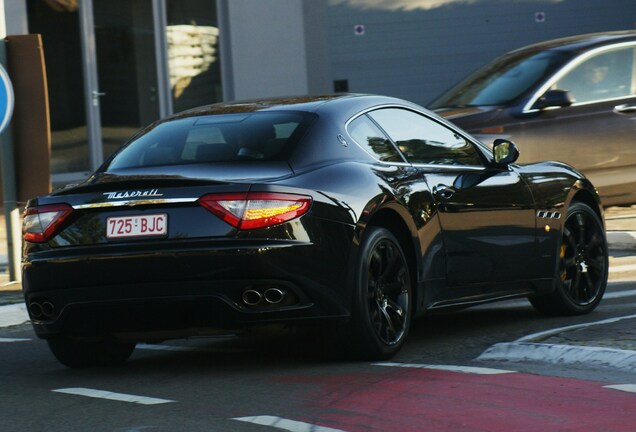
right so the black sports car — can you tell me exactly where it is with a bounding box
[22,94,608,367]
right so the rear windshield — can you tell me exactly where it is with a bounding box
[105,111,314,170]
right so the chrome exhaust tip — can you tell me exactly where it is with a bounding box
[242,289,262,306]
[264,288,285,304]
[41,302,55,318]
[29,302,43,318]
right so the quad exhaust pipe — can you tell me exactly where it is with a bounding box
[242,289,262,306]
[241,288,286,306]
[29,300,56,319]
[263,288,285,304]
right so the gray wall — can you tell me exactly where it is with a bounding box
[219,0,330,101]
[328,0,636,106]
[1,0,28,37]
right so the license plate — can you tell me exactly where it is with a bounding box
[106,214,168,239]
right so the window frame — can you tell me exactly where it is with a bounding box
[524,41,636,113]
[346,105,491,170]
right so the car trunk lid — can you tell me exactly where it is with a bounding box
[28,162,295,247]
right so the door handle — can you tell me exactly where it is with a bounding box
[613,104,636,115]
[433,185,455,200]
[91,90,106,107]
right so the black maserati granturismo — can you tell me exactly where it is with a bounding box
[22,94,608,367]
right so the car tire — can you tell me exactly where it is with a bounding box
[47,337,136,368]
[343,226,412,360]
[530,202,608,316]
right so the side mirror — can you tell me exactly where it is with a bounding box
[534,89,575,110]
[493,139,519,165]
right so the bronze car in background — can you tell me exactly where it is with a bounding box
[429,31,636,206]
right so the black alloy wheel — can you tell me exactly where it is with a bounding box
[346,226,412,359]
[530,202,608,315]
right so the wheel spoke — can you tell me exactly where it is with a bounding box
[586,232,603,250]
[379,244,401,282]
[386,297,405,319]
[575,213,586,249]
[377,301,396,331]
[370,249,384,280]
[563,227,577,252]
[570,269,582,299]
[586,257,605,271]
[582,272,595,301]
[563,257,577,269]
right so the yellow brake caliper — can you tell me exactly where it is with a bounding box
[560,242,567,282]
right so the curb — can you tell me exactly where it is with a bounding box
[607,231,636,251]
[477,314,636,373]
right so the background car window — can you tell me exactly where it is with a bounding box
[347,115,403,162]
[368,108,483,166]
[107,112,314,169]
[553,47,635,104]
[429,50,566,108]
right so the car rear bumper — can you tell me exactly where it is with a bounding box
[22,235,354,340]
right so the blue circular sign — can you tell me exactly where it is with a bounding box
[0,64,14,134]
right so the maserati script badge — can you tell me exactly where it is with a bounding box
[103,189,163,200]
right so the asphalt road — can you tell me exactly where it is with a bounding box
[3,201,635,431]
[2,265,636,432]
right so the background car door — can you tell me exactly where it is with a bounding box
[368,108,537,291]
[518,45,636,205]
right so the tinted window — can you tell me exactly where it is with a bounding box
[347,115,403,162]
[368,108,483,166]
[552,47,636,104]
[106,112,314,169]
[429,50,566,108]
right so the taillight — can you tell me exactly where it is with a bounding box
[198,192,312,230]
[23,203,74,243]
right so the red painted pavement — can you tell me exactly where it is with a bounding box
[277,368,636,431]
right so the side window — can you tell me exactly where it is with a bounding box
[347,115,403,162]
[553,47,635,104]
[368,108,483,166]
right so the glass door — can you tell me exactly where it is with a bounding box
[92,0,161,163]
[28,0,220,184]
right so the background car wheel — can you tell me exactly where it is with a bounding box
[344,226,412,360]
[530,202,608,315]
[47,338,136,368]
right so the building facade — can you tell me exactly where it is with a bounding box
[1,0,635,185]
[0,0,329,186]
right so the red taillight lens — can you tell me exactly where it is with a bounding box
[198,192,312,230]
[23,203,74,243]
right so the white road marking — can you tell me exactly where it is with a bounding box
[232,416,346,432]
[52,388,175,405]
[477,314,636,373]
[604,289,636,299]
[604,384,636,394]
[610,264,636,273]
[0,303,28,327]
[373,362,515,374]
[0,337,31,342]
